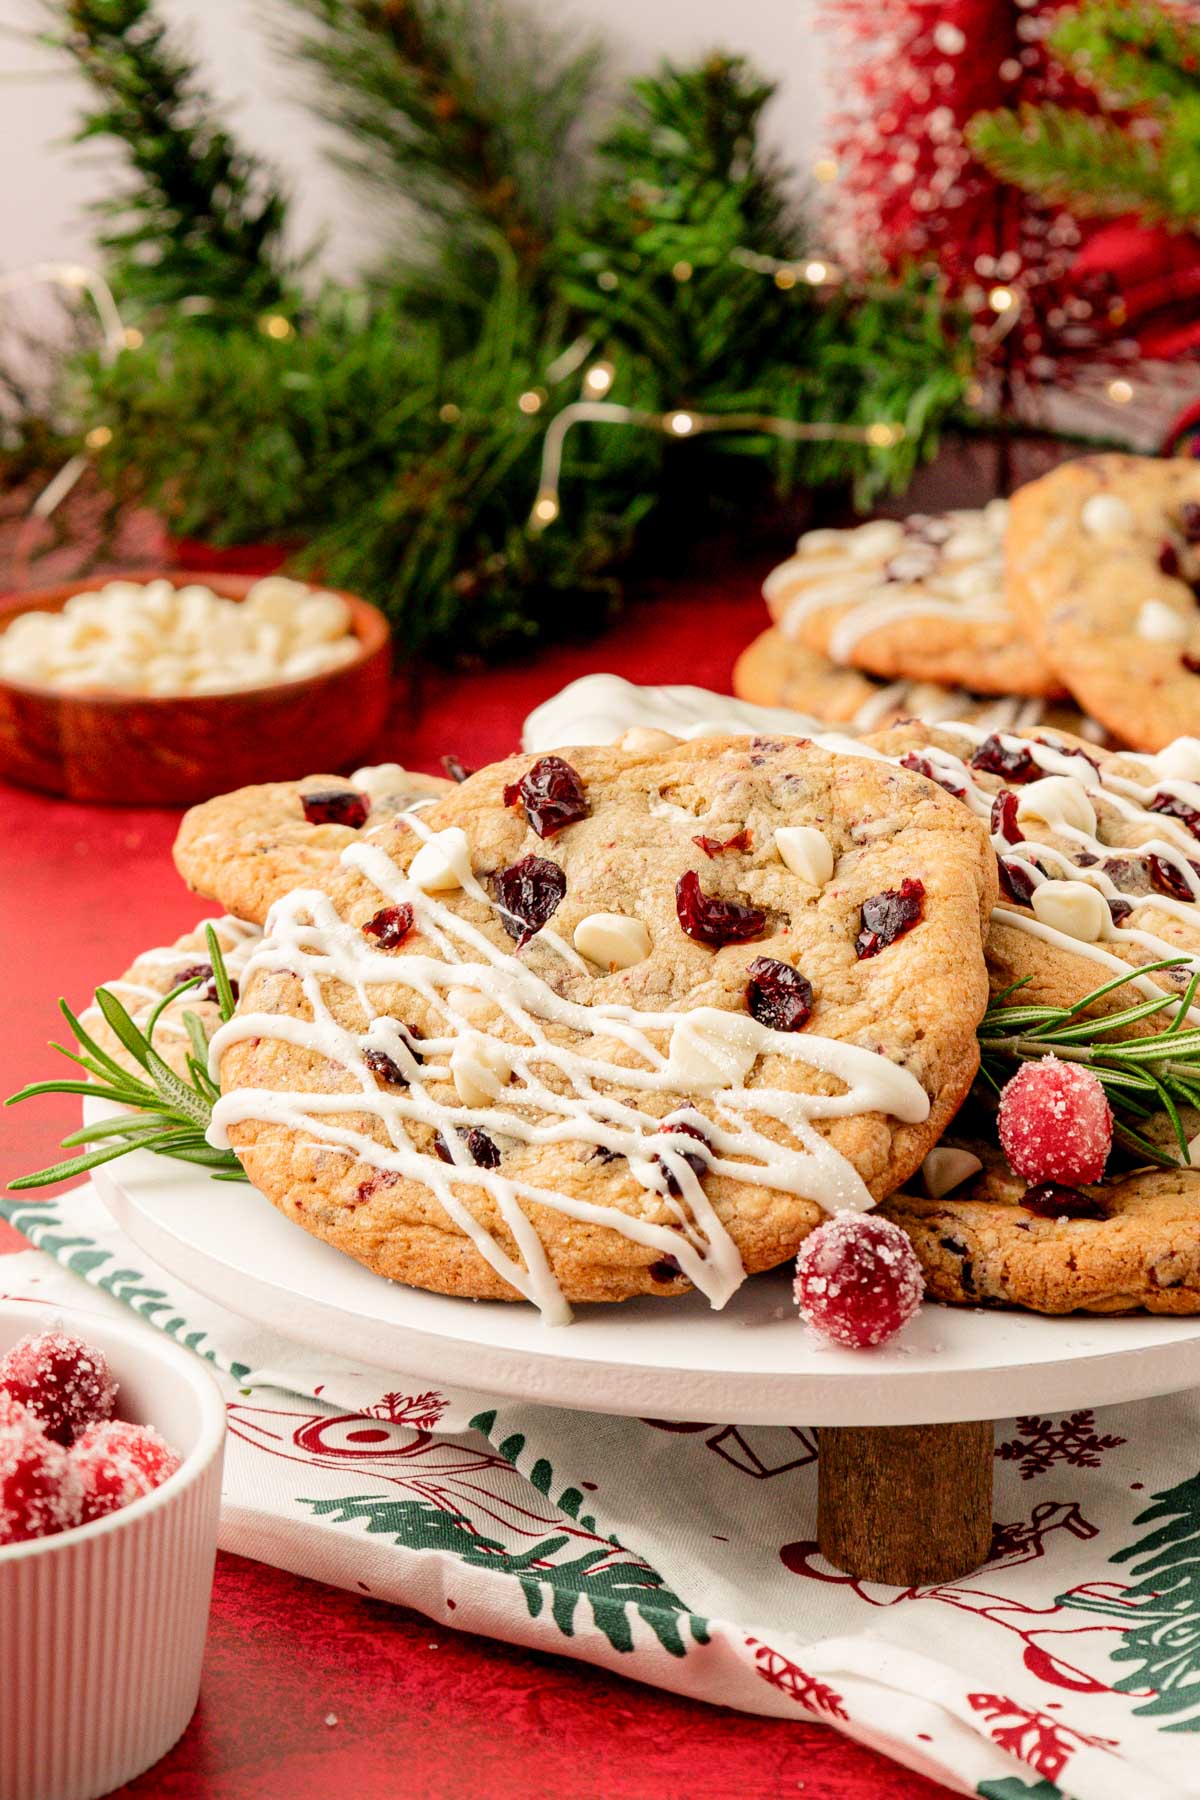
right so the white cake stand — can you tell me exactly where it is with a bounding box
[92,1138,1200,1586]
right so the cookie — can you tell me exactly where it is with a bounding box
[860,718,1200,1027]
[81,916,262,1080]
[173,764,454,925]
[882,1146,1200,1315]
[1006,453,1200,751]
[764,504,1065,698]
[732,627,1098,736]
[208,735,997,1317]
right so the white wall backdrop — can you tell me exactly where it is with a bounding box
[0,0,833,283]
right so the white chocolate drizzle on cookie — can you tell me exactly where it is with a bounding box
[208,817,931,1325]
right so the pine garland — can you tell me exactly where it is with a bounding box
[969,0,1200,230]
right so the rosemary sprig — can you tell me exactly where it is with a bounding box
[6,927,247,1190]
[977,956,1200,1169]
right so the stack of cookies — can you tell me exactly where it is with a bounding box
[735,452,1200,754]
[73,701,1199,1333]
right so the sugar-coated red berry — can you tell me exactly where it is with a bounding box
[0,1328,118,1446]
[793,1214,924,1349]
[0,1391,84,1544]
[997,1056,1113,1187]
[72,1421,183,1524]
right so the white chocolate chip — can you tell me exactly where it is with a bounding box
[450,1033,514,1107]
[666,1007,765,1091]
[1080,492,1134,537]
[1016,776,1097,838]
[1154,737,1200,784]
[774,825,834,886]
[1031,879,1107,942]
[847,519,905,560]
[922,1146,983,1198]
[616,726,680,753]
[1136,599,1190,643]
[573,911,652,970]
[409,827,471,892]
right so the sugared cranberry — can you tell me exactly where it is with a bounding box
[1148,855,1200,902]
[363,1048,407,1087]
[363,904,415,949]
[745,956,813,1030]
[855,877,925,958]
[435,1128,501,1169]
[793,1215,924,1349]
[174,961,237,1004]
[493,855,567,946]
[1150,791,1200,837]
[692,829,753,858]
[997,857,1036,907]
[997,1056,1113,1186]
[657,1119,711,1196]
[0,1329,117,1447]
[971,735,1037,783]
[900,753,966,798]
[503,756,589,838]
[990,792,1022,845]
[71,1420,181,1525]
[441,754,473,783]
[675,870,765,947]
[1181,500,1200,544]
[1108,896,1133,926]
[1159,541,1181,577]
[301,789,370,829]
[0,1394,83,1544]
[1020,1182,1108,1221]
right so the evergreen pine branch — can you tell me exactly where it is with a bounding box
[1052,0,1200,109]
[6,935,246,1190]
[46,0,297,316]
[967,103,1190,227]
[276,0,603,292]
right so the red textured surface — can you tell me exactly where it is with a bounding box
[0,478,1024,1795]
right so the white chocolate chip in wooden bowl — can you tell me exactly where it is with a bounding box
[1030,879,1108,942]
[1015,776,1097,838]
[773,825,834,886]
[1080,492,1134,537]
[409,827,471,892]
[921,1146,983,1198]
[572,911,652,970]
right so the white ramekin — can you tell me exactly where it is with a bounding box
[0,1299,226,1800]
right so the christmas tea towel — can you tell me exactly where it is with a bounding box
[3,1184,1199,1800]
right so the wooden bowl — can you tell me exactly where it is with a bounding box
[0,571,392,806]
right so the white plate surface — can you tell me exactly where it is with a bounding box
[92,1137,1200,1427]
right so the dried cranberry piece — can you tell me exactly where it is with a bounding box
[503,755,589,838]
[590,1144,623,1165]
[175,961,238,1004]
[363,904,415,949]
[675,870,765,947]
[854,877,925,958]
[1107,896,1133,926]
[1159,541,1181,577]
[441,753,473,783]
[970,735,1037,783]
[1182,500,1200,544]
[1184,653,1200,677]
[649,1255,682,1283]
[657,1119,711,1196]
[745,956,813,1031]
[990,791,1022,845]
[301,788,369,828]
[1150,791,1200,837]
[434,1128,500,1169]
[997,858,1036,907]
[1148,855,1200,902]
[900,753,966,799]
[363,1048,407,1087]
[493,855,566,946]
[692,828,753,858]
[1021,1183,1107,1221]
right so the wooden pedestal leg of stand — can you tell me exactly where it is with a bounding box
[818,1421,994,1586]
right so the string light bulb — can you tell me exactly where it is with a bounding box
[439,402,462,424]
[773,268,797,290]
[865,422,904,448]
[259,313,294,340]
[804,261,830,286]
[1107,377,1134,404]
[122,326,144,350]
[582,361,615,398]
[85,425,113,450]
[517,389,545,414]
[812,157,840,184]
[666,411,697,436]
[672,260,693,283]
[988,285,1017,315]
[530,491,560,528]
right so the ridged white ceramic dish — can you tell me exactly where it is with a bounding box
[0,1299,225,1800]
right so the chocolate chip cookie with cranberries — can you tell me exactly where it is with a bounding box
[211,735,997,1309]
[173,764,453,925]
[1006,453,1200,751]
